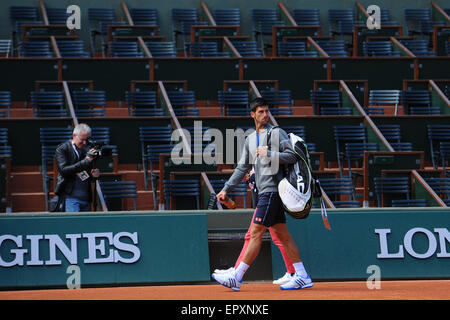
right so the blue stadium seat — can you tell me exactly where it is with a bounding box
[319,177,357,207]
[315,40,348,57]
[139,125,173,197]
[88,8,116,56]
[368,90,401,115]
[363,41,400,57]
[404,8,431,36]
[213,8,241,26]
[46,7,70,25]
[145,41,177,57]
[109,41,144,57]
[427,125,450,170]
[391,199,427,207]
[230,40,262,57]
[72,90,106,117]
[374,176,410,207]
[260,90,293,115]
[164,179,201,210]
[293,9,320,26]
[334,124,367,177]
[31,91,67,117]
[99,181,137,211]
[310,89,351,115]
[218,90,249,116]
[403,90,440,115]
[166,90,199,116]
[19,41,53,57]
[57,40,90,57]
[0,91,11,118]
[377,124,413,151]
[39,127,73,210]
[129,8,158,25]
[125,91,164,116]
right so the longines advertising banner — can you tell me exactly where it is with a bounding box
[1,209,449,289]
[272,208,450,281]
[0,213,210,289]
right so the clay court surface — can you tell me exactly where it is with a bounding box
[1,280,449,300]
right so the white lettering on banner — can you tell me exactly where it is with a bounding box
[375,228,450,259]
[0,232,140,267]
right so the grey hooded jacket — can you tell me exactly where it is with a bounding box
[223,123,298,194]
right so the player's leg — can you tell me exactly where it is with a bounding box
[270,223,313,290]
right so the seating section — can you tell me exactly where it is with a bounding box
[2,2,450,212]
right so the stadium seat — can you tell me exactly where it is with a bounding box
[99,181,137,211]
[363,41,400,57]
[46,7,70,25]
[18,41,53,58]
[218,90,249,116]
[88,8,116,56]
[404,8,431,36]
[403,90,440,115]
[0,40,12,57]
[39,127,73,210]
[125,91,164,116]
[440,142,450,175]
[56,40,90,57]
[391,199,427,207]
[293,9,320,26]
[230,40,262,57]
[213,8,241,26]
[0,91,11,118]
[310,89,351,115]
[109,41,144,57]
[72,90,106,117]
[427,125,450,169]
[164,179,200,210]
[377,124,413,151]
[277,41,307,57]
[145,41,177,57]
[319,177,357,207]
[315,40,348,57]
[374,176,410,207]
[139,125,173,196]
[166,90,199,116]
[399,39,436,56]
[334,125,367,177]
[368,90,401,115]
[424,178,450,201]
[171,8,202,55]
[129,8,158,25]
[31,91,67,117]
[344,142,378,178]
[260,90,293,115]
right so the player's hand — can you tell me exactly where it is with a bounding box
[242,172,250,182]
[256,146,268,157]
[216,190,227,203]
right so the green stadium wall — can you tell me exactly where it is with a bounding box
[0,208,449,289]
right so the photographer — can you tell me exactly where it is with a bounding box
[54,123,100,212]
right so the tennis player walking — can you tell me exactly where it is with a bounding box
[213,97,313,291]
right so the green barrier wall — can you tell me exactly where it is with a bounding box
[1,208,449,289]
[272,208,450,281]
[0,212,210,289]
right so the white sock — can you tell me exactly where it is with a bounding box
[235,262,249,282]
[293,262,308,278]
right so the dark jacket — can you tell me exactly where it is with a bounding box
[54,140,94,201]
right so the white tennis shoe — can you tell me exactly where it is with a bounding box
[211,269,242,291]
[213,267,235,274]
[280,274,314,290]
[273,272,294,285]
